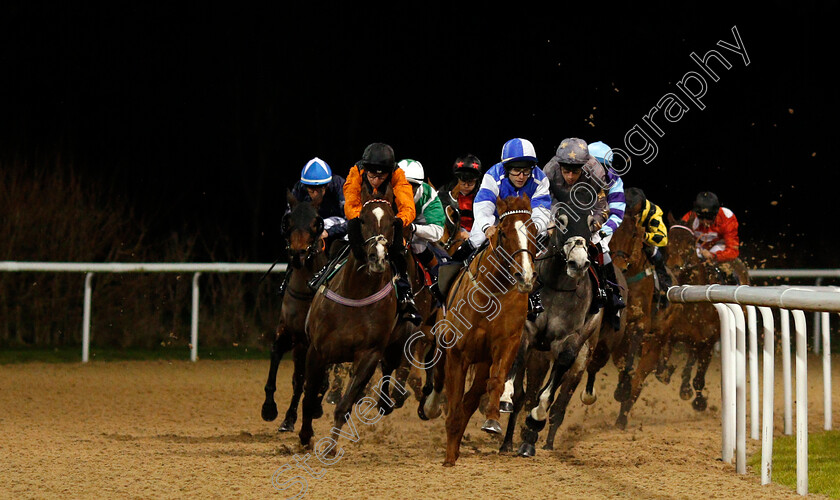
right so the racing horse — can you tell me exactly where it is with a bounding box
[498,192,604,456]
[613,213,749,429]
[417,194,538,466]
[298,183,410,448]
[610,211,664,404]
[261,190,327,432]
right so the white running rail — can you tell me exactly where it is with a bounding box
[0,261,286,362]
[666,284,836,496]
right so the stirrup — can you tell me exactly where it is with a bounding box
[527,293,544,321]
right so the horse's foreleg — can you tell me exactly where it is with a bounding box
[691,341,715,412]
[500,353,528,453]
[299,346,326,448]
[680,348,698,400]
[325,363,347,405]
[615,339,660,430]
[459,362,490,438]
[614,326,645,402]
[329,350,382,448]
[500,333,529,413]
[582,339,610,405]
[262,325,292,422]
[655,329,677,384]
[279,341,307,432]
[545,344,591,450]
[443,352,468,466]
[418,345,446,420]
[483,335,522,435]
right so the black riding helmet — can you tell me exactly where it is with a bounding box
[624,187,647,214]
[693,191,720,219]
[359,142,396,174]
[453,154,482,181]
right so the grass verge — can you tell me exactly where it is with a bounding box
[748,430,840,498]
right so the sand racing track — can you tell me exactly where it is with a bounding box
[1,351,836,499]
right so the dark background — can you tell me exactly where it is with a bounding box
[1,2,835,268]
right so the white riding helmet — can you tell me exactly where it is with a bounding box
[398,159,425,185]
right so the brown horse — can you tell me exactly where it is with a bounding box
[298,183,409,448]
[418,194,538,466]
[610,211,662,404]
[261,190,328,432]
[613,213,750,429]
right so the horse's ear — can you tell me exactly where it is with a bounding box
[556,214,569,233]
[496,196,508,216]
[666,211,676,226]
[287,188,299,209]
[360,181,372,204]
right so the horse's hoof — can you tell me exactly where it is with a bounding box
[442,461,455,467]
[379,401,394,416]
[417,403,429,421]
[680,385,693,401]
[542,442,554,451]
[481,419,502,435]
[500,401,514,413]
[614,381,631,403]
[615,414,628,430]
[278,419,295,432]
[313,405,324,420]
[499,441,513,453]
[692,395,708,412]
[325,391,341,405]
[517,442,536,457]
[656,364,676,384]
[580,391,597,405]
[261,402,278,422]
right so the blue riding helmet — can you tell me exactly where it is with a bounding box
[501,138,538,165]
[588,141,613,166]
[300,157,333,186]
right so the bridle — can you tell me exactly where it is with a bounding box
[493,209,537,263]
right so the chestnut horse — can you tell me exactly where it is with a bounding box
[261,191,327,432]
[298,183,409,448]
[418,194,538,466]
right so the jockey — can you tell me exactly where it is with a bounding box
[624,186,672,304]
[438,154,483,241]
[343,142,421,325]
[542,138,626,328]
[451,138,551,320]
[398,158,446,301]
[681,191,741,283]
[278,157,346,302]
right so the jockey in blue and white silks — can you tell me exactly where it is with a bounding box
[468,140,552,249]
[451,137,550,320]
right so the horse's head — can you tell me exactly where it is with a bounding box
[495,195,537,293]
[282,189,324,269]
[665,212,698,275]
[551,190,592,279]
[358,182,396,273]
[610,212,645,273]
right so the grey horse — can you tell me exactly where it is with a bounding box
[499,194,605,456]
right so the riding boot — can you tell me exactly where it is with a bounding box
[527,280,545,321]
[603,262,624,330]
[391,220,422,326]
[647,246,671,308]
[393,259,422,326]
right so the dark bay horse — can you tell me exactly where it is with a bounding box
[613,213,750,429]
[498,193,603,457]
[298,183,410,448]
[418,194,538,466]
[261,191,327,432]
